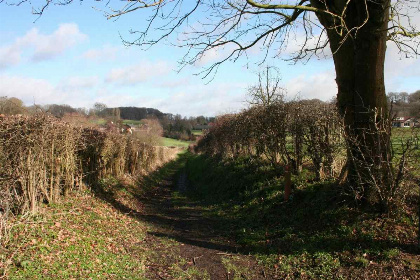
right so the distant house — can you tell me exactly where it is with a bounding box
[137,123,150,133]
[121,124,133,134]
[392,116,418,128]
[104,121,119,133]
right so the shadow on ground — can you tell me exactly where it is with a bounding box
[91,152,419,256]
[90,154,237,251]
[90,153,268,279]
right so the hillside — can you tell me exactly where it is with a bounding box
[102,107,166,120]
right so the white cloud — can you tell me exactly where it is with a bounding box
[285,71,337,101]
[81,45,120,62]
[0,72,246,116]
[195,48,224,67]
[385,43,419,77]
[155,82,247,116]
[57,76,100,92]
[190,37,236,67]
[19,23,87,61]
[282,30,331,60]
[0,75,55,104]
[384,41,420,92]
[105,61,171,85]
[0,23,87,68]
[0,74,94,108]
[0,46,21,70]
[84,82,248,117]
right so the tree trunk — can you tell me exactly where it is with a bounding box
[312,0,392,202]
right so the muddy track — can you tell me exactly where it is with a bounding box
[137,169,269,280]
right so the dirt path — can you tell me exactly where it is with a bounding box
[136,168,268,280]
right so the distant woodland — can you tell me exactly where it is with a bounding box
[388,90,420,117]
[0,98,215,141]
[0,91,418,144]
[1,90,418,120]
[0,90,417,143]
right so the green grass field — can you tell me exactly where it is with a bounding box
[191,130,204,136]
[160,137,191,148]
[122,119,143,126]
[89,118,107,125]
[4,190,148,279]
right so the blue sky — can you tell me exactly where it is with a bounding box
[0,1,419,117]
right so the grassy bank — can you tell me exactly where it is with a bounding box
[1,156,207,279]
[184,153,420,279]
[1,189,148,279]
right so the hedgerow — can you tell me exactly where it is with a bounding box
[197,100,345,179]
[0,114,176,240]
[196,100,419,211]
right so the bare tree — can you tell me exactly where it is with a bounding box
[0,97,25,115]
[5,0,420,192]
[247,66,285,106]
[91,102,108,117]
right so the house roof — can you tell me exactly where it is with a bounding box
[393,116,416,122]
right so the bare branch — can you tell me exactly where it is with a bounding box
[2,0,418,76]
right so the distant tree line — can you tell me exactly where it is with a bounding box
[387,90,420,117]
[0,97,88,117]
[0,97,26,115]
[0,98,166,120]
[160,114,215,141]
[95,105,214,141]
[100,106,165,120]
[0,97,215,141]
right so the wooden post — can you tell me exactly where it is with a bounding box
[284,165,292,201]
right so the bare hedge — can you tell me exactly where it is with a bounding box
[197,100,345,180]
[0,114,175,239]
[196,100,419,211]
